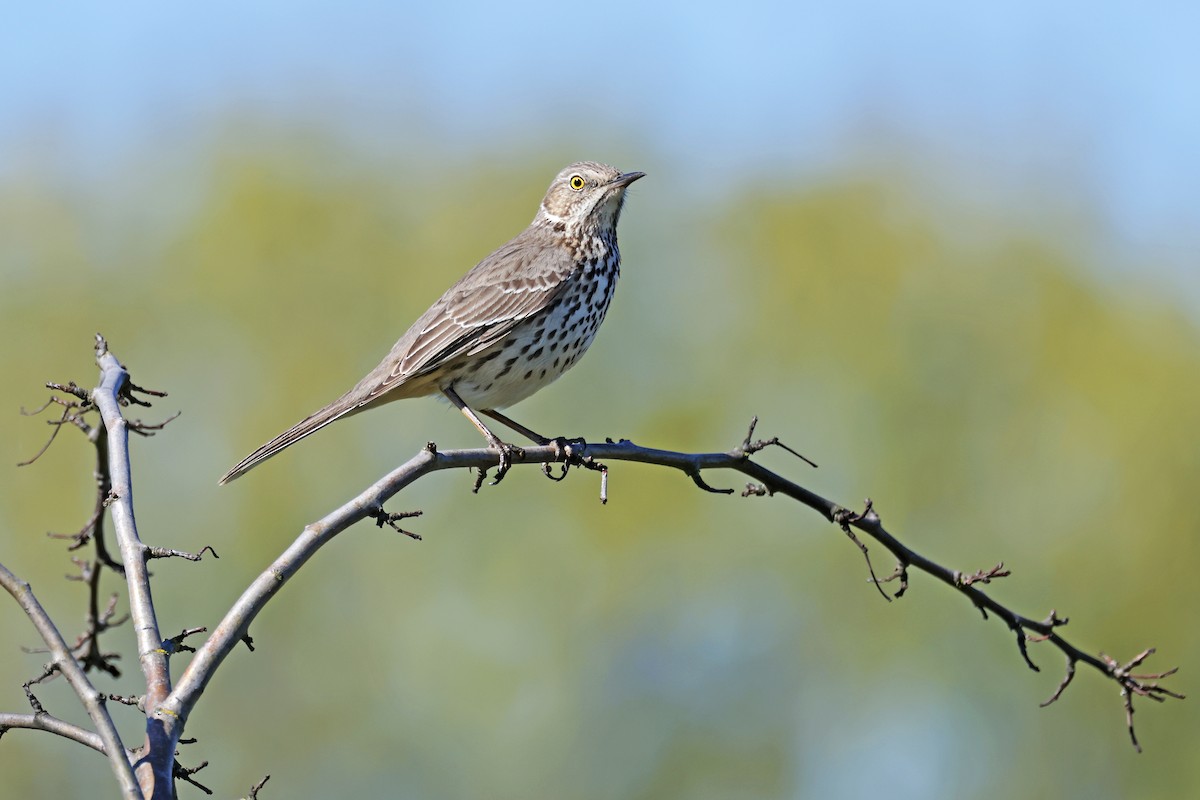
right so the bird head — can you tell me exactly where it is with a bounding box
[538,161,645,233]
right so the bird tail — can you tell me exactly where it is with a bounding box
[218,395,365,485]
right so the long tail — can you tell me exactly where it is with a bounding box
[218,396,365,485]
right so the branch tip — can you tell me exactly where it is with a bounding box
[145,544,217,562]
[175,759,213,795]
[954,562,1011,587]
[879,562,910,598]
[1041,658,1078,707]
[738,416,817,468]
[689,470,735,495]
[128,410,181,437]
[368,505,424,540]
[162,627,208,656]
[1041,609,1068,628]
[247,774,272,799]
[108,693,145,710]
[17,390,93,466]
[740,415,760,450]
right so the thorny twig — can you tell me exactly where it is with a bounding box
[174,759,212,795]
[161,627,208,656]
[820,494,1181,752]
[368,506,424,540]
[17,391,94,467]
[832,500,891,601]
[145,545,219,562]
[741,415,818,468]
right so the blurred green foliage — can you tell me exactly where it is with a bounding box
[1,133,1196,798]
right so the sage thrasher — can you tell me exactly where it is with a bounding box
[219,161,644,485]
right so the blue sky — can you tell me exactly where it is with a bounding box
[3,2,1196,289]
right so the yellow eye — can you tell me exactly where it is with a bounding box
[569,175,585,191]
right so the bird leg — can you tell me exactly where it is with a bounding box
[479,409,551,445]
[442,387,523,485]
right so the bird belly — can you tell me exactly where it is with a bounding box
[449,270,615,410]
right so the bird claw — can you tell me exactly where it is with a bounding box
[489,441,525,485]
[539,436,586,482]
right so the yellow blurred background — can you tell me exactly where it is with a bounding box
[1,4,1197,798]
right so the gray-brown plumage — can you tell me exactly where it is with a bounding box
[219,161,644,485]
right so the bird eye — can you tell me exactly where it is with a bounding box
[569,175,585,191]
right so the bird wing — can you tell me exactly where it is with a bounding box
[363,234,576,401]
[219,237,573,484]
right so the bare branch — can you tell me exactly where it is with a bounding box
[245,774,271,800]
[0,561,139,797]
[0,711,107,754]
[89,333,177,794]
[167,422,1179,751]
[1098,649,1185,753]
[145,545,219,562]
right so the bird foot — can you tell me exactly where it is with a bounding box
[487,439,525,486]
[540,436,595,482]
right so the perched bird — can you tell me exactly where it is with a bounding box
[219,161,644,485]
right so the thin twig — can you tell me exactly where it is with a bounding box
[246,775,271,800]
[145,545,219,562]
[174,759,212,795]
[0,711,107,754]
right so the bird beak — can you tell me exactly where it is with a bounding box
[612,171,646,188]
